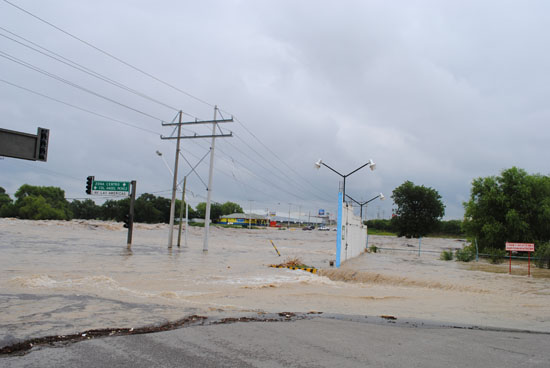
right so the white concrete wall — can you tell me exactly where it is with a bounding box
[339,203,367,264]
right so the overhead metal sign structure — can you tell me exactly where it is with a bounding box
[0,127,49,161]
[91,180,131,196]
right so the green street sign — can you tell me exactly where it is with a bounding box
[91,180,130,196]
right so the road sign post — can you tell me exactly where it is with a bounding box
[127,180,136,248]
[85,177,134,247]
[91,180,131,196]
[505,242,535,276]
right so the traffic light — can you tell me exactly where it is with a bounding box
[123,214,130,228]
[36,128,49,162]
[86,176,94,195]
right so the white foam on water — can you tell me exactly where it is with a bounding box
[10,274,119,289]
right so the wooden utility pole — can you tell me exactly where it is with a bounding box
[203,106,218,252]
[161,108,233,250]
[167,111,183,248]
[177,176,187,247]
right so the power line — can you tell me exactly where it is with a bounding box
[231,115,333,198]
[0,79,329,208]
[0,78,161,135]
[218,135,330,202]
[2,0,328,198]
[0,27,190,116]
[0,50,169,123]
[2,0,215,109]
[2,0,336,207]
[0,77,296,204]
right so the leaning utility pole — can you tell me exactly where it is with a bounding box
[177,176,187,247]
[165,111,183,248]
[161,107,233,249]
[203,107,217,252]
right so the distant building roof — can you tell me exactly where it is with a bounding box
[220,213,266,220]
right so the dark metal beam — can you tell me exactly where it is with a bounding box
[160,133,233,140]
[0,127,49,161]
[161,118,233,127]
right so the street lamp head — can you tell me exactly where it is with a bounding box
[155,150,162,156]
[314,159,323,169]
[368,159,376,171]
[379,193,385,201]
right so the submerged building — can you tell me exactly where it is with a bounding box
[217,213,268,226]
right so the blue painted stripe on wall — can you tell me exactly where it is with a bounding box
[336,191,343,268]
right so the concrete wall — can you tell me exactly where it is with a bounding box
[337,198,367,266]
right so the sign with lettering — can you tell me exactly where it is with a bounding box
[505,242,535,252]
[92,180,130,196]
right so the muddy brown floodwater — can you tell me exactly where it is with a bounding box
[1,218,549,350]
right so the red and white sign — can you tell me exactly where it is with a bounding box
[505,242,535,252]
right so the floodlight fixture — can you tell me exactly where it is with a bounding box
[368,159,376,171]
[314,159,322,169]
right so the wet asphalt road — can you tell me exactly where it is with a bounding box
[2,315,549,368]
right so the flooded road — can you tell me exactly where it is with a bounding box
[1,218,549,348]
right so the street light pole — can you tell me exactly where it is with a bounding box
[346,193,385,222]
[314,159,376,201]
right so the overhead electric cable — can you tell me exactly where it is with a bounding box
[0,50,167,122]
[0,27,189,116]
[0,78,162,135]
[231,116,333,198]
[2,0,338,205]
[2,0,214,109]
[217,138,330,202]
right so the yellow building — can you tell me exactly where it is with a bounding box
[217,213,268,226]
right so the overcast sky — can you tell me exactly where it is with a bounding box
[1,0,550,220]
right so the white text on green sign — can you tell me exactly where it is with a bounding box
[92,180,130,196]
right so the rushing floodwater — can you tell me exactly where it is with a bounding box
[1,218,549,347]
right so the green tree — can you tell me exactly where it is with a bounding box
[69,199,100,220]
[391,181,445,238]
[0,187,15,217]
[436,220,464,236]
[463,167,550,250]
[134,193,164,223]
[100,198,129,222]
[220,201,243,216]
[195,202,223,220]
[175,198,197,220]
[13,184,71,220]
[365,219,394,232]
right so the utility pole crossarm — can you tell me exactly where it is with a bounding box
[161,118,233,126]
[160,133,232,140]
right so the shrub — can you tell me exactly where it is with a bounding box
[534,242,550,269]
[486,248,506,264]
[455,244,476,262]
[440,250,453,261]
[369,245,378,253]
